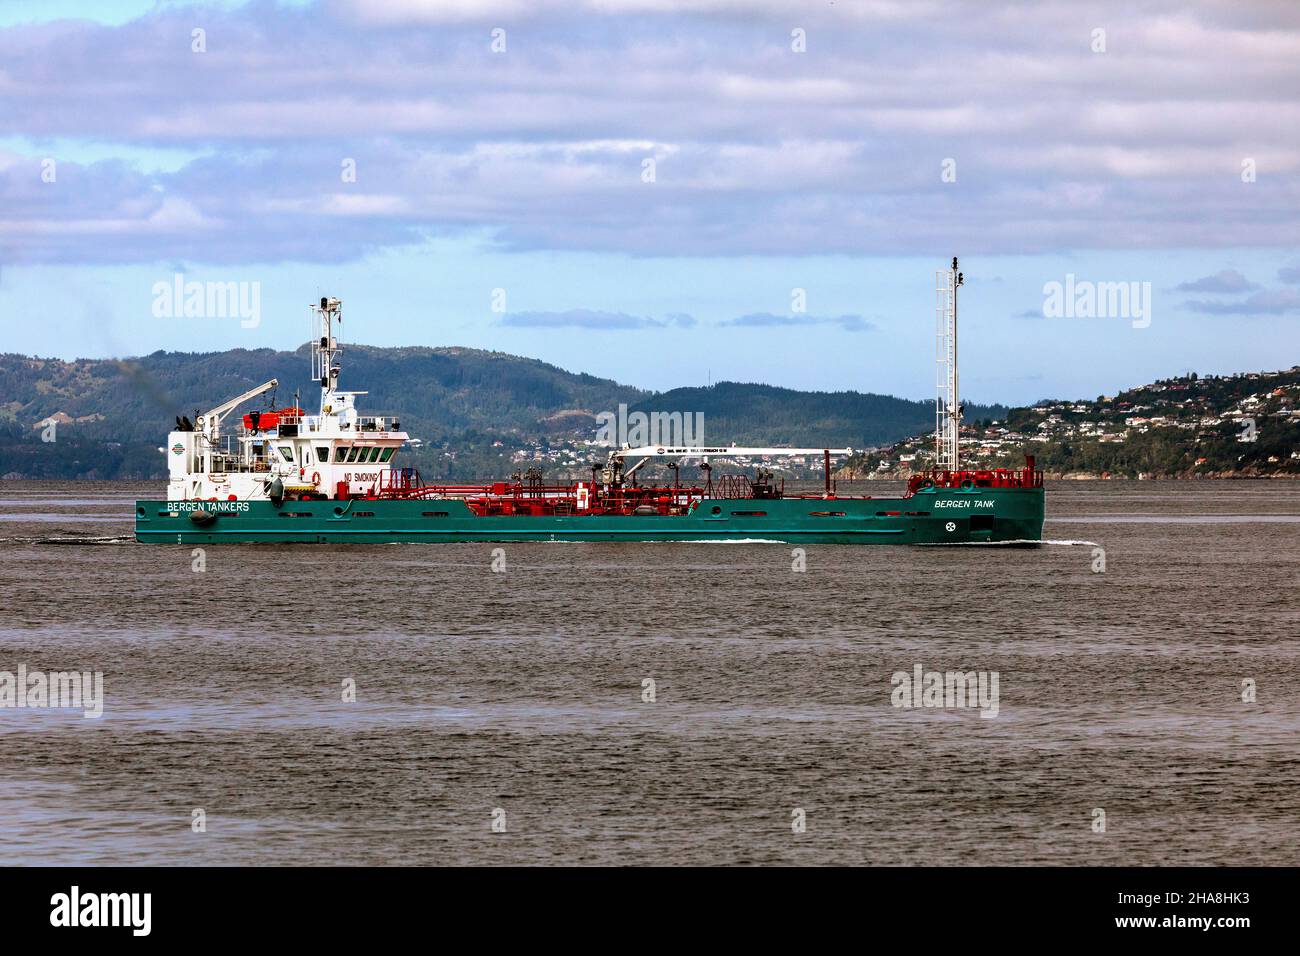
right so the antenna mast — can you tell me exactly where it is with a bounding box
[935,257,963,471]
[311,297,343,405]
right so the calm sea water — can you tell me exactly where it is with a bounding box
[1,479,1297,866]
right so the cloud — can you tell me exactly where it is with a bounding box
[721,312,874,331]
[1174,269,1258,293]
[330,0,921,24]
[1,2,1299,264]
[505,309,866,330]
[1184,289,1300,315]
[500,309,695,329]
[1279,264,1300,284]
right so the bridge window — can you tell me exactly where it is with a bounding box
[277,446,294,462]
[379,448,394,463]
[317,446,330,462]
[367,448,381,463]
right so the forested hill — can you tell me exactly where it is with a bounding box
[841,366,1300,479]
[0,344,1004,480]
[636,382,1005,449]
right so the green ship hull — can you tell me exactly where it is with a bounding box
[135,484,1045,545]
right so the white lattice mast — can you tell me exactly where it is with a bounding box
[935,257,963,471]
[312,296,343,408]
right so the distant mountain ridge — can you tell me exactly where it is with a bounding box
[0,344,1005,480]
[630,382,990,448]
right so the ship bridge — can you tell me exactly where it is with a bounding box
[165,297,409,503]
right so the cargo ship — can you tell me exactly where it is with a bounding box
[134,259,1044,544]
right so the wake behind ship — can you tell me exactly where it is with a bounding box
[135,260,1045,545]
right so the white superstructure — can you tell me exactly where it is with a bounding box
[165,297,408,502]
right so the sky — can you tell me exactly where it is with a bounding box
[0,0,1297,406]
